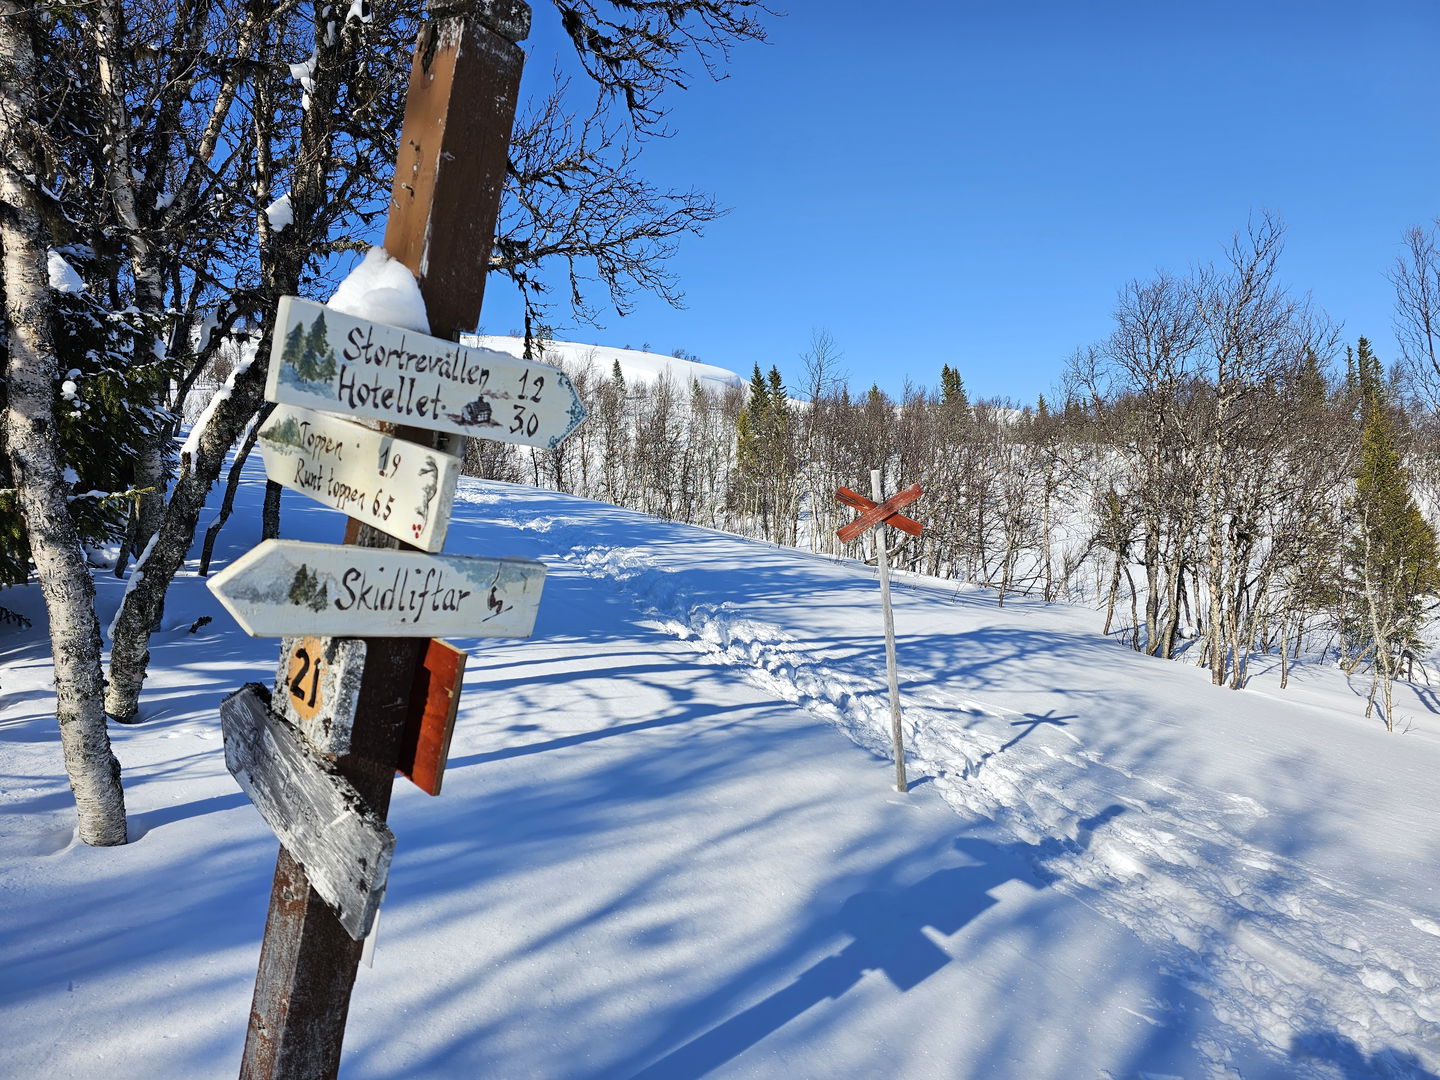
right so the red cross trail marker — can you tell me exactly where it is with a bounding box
[836,471,925,793]
[835,484,924,542]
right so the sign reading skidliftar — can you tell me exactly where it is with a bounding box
[209,539,547,639]
[268,296,587,449]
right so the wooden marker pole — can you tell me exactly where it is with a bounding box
[834,477,923,793]
[238,5,526,1078]
[870,468,908,794]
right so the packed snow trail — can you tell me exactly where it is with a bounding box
[464,484,1440,1079]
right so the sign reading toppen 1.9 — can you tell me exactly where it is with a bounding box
[266,296,587,449]
[257,404,461,552]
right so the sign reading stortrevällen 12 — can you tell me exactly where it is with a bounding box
[267,296,586,448]
[208,539,547,639]
[257,404,460,552]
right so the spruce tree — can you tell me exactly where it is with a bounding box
[940,363,969,409]
[766,364,785,402]
[279,320,306,371]
[1345,337,1440,727]
[746,362,769,413]
[0,266,161,586]
[735,363,770,480]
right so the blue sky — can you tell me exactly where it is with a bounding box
[476,0,1440,404]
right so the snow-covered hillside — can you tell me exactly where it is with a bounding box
[469,335,747,395]
[3,459,1439,1079]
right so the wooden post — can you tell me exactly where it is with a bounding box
[870,468,908,793]
[238,6,526,1078]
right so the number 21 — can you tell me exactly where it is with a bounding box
[289,647,321,707]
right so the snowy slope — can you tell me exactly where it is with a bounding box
[468,335,746,395]
[2,462,1439,1080]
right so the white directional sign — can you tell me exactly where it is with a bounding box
[208,539,547,639]
[221,684,392,941]
[258,404,460,551]
[267,296,587,449]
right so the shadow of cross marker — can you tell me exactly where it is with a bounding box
[836,484,924,543]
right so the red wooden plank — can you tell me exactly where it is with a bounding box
[397,639,467,796]
[880,513,923,537]
[837,484,924,543]
[835,486,876,511]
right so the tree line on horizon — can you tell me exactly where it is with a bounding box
[476,215,1440,733]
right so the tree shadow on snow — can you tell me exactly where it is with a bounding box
[1290,1029,1439,1079]
[605,806,1127,1080]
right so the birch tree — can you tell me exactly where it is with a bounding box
[0,0,127,845]
[1391,221,1440,410]
[104,0,393,722]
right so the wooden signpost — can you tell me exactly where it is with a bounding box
[204,6,560,1078]
[258,404,461,552]
[836,471,925,793]
[268,295,587,449]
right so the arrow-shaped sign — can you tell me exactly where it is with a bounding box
[208,539,547,639]
[267,296,586,449]
[258,405,461,552]
[836,484,924,543]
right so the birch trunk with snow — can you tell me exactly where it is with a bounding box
[93,0,172,565]
[0,1,127,844]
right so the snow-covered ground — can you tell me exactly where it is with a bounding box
[3,459,1439,1079]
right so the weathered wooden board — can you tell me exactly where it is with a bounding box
[273,636,367,756]
[397,638,466,796]
[266,296,586,449]
[835,486,923,536]
[208,539,547,639]
[258,405,460,552]
[220,684,394,941]
[837,484,924,543]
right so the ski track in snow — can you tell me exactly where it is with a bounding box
[500,506,1439,1080]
